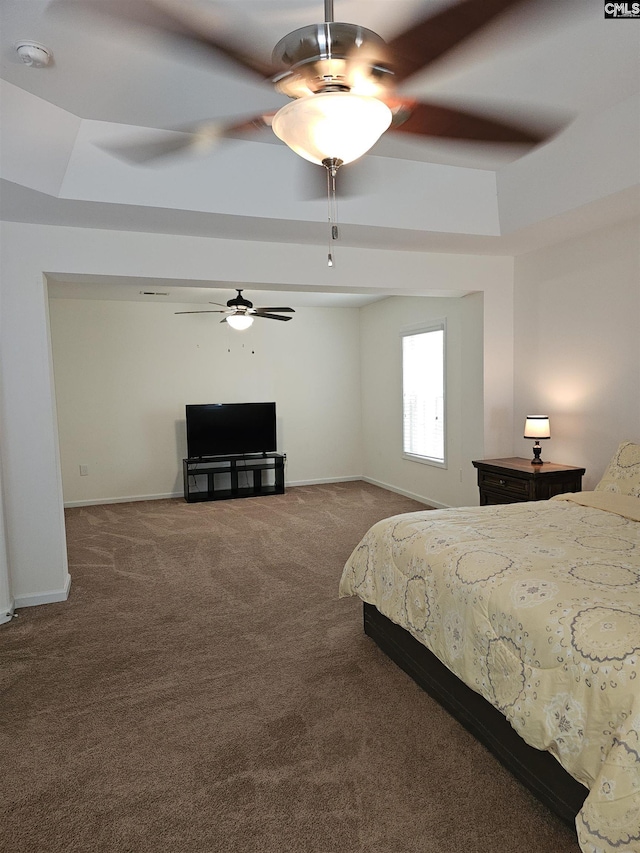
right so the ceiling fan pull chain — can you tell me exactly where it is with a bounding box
[326,164,334,266]
[324,158,341,267]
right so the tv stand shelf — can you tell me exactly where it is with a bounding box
[183,453,285,503]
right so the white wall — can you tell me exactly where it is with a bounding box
[513,216,640,489]
[49,298,363,504]
[360,293,484,508]
[0,252,70,608]
[0,275,14,622]
[0,464,13,623]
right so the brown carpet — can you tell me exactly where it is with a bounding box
[1,482,580,853]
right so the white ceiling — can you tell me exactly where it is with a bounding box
[45,274,399,307]
[1,0,639,307]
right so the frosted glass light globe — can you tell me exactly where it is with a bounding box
[272,91,392,166]
[226,314,254,330]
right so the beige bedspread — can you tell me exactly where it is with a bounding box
[339,492,640,853]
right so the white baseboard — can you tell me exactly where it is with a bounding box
[63,481,369,506]
[285,475,362,487]
[361,476,450,509]
[64,491,182,508]
[63,478,448,508]
[14,572,72,609]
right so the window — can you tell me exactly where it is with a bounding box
[402,323,446,465]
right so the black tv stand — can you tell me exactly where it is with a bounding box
[183,453,285,503]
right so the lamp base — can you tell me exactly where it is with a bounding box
[531,442,543,465]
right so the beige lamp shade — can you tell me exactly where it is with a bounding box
[272,91,392,166]
[523,415,551,440]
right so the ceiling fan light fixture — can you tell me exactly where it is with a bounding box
[226,313,254,331]
[272,91,392,166]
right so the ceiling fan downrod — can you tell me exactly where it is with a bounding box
[324,0,334,23]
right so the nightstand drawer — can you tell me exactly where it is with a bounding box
[477,470,529,499]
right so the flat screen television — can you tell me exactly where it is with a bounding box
[186,402,277,458]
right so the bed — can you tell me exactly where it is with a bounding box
[339,441,640,853]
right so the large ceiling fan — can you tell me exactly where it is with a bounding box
[175,289,295,330]
[52,0,552,172]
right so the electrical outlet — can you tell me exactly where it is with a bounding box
[79,464,88,476]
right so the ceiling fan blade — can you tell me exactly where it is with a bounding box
[174,310,227,314]
[97,115,273,165]
[97,129,203,165]
[253,313,293,321]
[255,307,295,313]
[391,101,547,145]
[387,0,536,84]
[48,0,278,79]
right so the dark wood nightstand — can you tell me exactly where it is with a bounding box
[472,457,585,505]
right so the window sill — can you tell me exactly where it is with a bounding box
[403,452,447,469]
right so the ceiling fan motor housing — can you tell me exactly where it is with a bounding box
[272,23,393,99]
[227,290,253,310]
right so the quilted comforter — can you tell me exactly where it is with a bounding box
[339,491,640,853]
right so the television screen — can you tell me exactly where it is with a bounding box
[186,402,277,458]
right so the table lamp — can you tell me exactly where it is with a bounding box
[524,415,551,465]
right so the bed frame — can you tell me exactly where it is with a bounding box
[363,602,587,827]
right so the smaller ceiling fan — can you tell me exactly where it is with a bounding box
[176,289,294,330]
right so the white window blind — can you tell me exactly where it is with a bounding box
[402,325,445,464]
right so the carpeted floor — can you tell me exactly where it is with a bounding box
[1,482,580,852]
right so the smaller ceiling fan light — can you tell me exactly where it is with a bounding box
[226,314,254,331]
[272,91,392,166]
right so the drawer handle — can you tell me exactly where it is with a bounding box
[499,479,506,486]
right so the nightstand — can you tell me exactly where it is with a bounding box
[472,457,586,505]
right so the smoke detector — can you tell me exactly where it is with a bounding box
[15,41,52,68]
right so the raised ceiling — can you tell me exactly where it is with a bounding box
[1,0,639,262]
